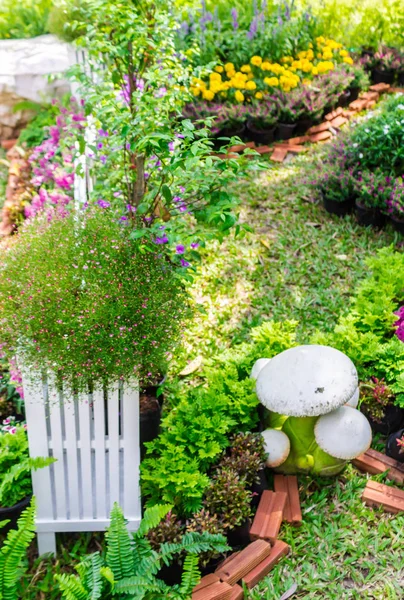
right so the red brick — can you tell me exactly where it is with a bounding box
[349,99,368,112]
[1,139,18,151]
[270,147,288,162]
[194,574,220,592]
[324,106,344,120]
[353,449,404,485]
[274,143,307,153]
[216,540,271,586]
[310,130,332,142]
[274,475,302,525]
[250,491,286,543]
[307,121,330,135]
[365,100,377,109]
[229,584,243,600]
[362,480,404,514]
[360,91,379,101]
[192,582,233,600]
[286,135,311,145]
[369,82,390,92]
[255,145,273,155]
[241,540,290,589]
[388,87,404,94]
[329,115,348,129]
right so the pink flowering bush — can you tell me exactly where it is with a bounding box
[395,306,404,342]
[25,98,86,221]
[0,207,189,392]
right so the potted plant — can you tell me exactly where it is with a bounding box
[317,164,357,216]
[345,64,371,101]
[204,466,252,548]
[271,91,304,140]
[386,429,404,462]
[0,425,54,531]
[147,510,186,585]
[354,170,391,227]
[360,378,404,435]
[215,104,247,139]
[219,432,268,506]
[371,47,401,84]
[246,102,278,145]
[186,509,227,573]
[387,181,404,235]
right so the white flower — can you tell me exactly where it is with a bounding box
[353,143,358,148]
[359,153,363,158]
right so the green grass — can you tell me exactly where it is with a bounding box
[247,468,404,599]
[177,148,400,367]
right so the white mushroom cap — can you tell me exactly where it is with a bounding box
[261,428,290,467]
[250,358,271,380]
[256,345,358,417]
[314,405,372,460]
[345,387,359,408]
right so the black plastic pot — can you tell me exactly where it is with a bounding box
[276,122,296,141]
[246,120,276,145]
[361,404,404,435]
[323,195,354,216]
[226,519,251,548]
[386,429,404,463]
[158,562,183,586]
[338,89,351,108]
[214,123,245,149]
[200,555,226,576]
[295,117,314,136]
[372,68,395,85]
[250,469,269,508]
[398,72,404,87]
[140,400,161,459]
[349,87,361,102]
[390,215,404,235]
[355,202,386,228]
[0,496,31,534]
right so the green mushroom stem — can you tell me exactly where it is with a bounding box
[266,412,347,476]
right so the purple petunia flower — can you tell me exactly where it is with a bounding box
[98,129,108,137]
[180,259,190,267]
[191,242,199,249]
[176,244,185,254]
[97,199,110,208]
[155,87,167,98]
[154,235,169,245]
[168,141,175,152]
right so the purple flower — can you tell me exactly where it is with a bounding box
[168,141,175,152]
[97,142,103,150]
[144,172,150,179]
[191,242,199,249]
[98,129,108,137]
[97,199,110,208]
[231,8,239,29]
[180,259,190,267]
[155,87,167,98]
[120,216,128,221]
[100,155,107,164]
[126,204,136,212]
[154,235,169,244]
[247,16,258,40]
[176,244,185,254]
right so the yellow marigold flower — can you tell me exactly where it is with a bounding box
[307,49,314,60]
[308,42,313,48]
[226,69,236,78]
[317,52,322,58]
[191,87,200,96]
[312,66,318,75]
[235,90,245,102]
[339,49,348,57]
[255,91,263,99]
[202,89,214,101]
[250,55,262,66]
[298,51,307,60]
[322,50,333,60]
[215,65,224,73]
[343,56,354,65]
[261,61,271,70]
[241,64,252,73]
[316,36,325,44]
[247,72,254,80]
[246,80,257,90]
[210,72,221,81]
[224,62,234,71]
[264,76,279,86]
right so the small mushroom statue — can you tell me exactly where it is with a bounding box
[252,345,372,476]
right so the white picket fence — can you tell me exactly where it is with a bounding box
[23,373,142,555]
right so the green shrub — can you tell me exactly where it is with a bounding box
[0,208,189,392]
[0,0,52,39]
[17,101,61,149]
[47,0,89,42]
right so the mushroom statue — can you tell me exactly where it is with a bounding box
[252,345,372,476]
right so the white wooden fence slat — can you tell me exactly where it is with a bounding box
[77,394,93,520]
[93,387,107,520]
[107,383,120,509]
[47,380,67,521]
[63,398,80,520]
[123,381,141,520]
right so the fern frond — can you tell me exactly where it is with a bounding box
[0,521,10,530]
[78,553,104,600]
[178,554,201,596]
[135,504,172,537]
[159,532,228,566]
[132,535,154,573]
[0,457,56,505]
[0,499,36,600]
[105,503,135,581]
[114,574,169,598]
[56,573,89,600]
